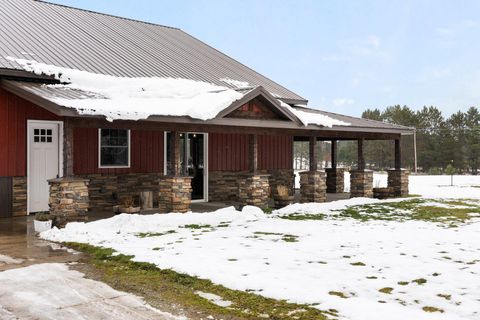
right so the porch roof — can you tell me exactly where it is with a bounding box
[1,79,414,137]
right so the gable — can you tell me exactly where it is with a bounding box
[225,97,291,121]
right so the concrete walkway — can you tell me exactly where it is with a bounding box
[0,216,184,320]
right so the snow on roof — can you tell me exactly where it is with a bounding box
[277,99,351,127]
[7,57,244,122]
[6,56,350,128]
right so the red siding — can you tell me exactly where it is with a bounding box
[73,128,164,175]
[0,88,61,177]
[209,133,292,171]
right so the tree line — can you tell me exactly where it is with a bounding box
[338,105,480,174]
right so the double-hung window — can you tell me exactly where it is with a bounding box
[98,129,130,168]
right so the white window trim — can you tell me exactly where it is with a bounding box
[98,129,131,169]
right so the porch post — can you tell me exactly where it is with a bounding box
[159,131,192,213]
[238,133,269,209]
[249,134,258,173]
[63,117,74,177]
[388,137,409,197]
[309,136,317,171]
[299,136,326,203]
[326,140,344,193]
[350,138,373,198]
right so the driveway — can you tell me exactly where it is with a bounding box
[0,216,185,320]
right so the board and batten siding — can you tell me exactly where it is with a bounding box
[0,88,61,177]
[73,128,165,175]
[209,133,293,171]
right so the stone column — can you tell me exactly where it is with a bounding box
[48,177,89,227]
[238,174,270,209]
[299,171,326,203]
[159,176,192,213]
[387,169,409,197]
[349,170,373,198]
[325,168,345,193]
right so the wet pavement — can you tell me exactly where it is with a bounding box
[0,215,83,271]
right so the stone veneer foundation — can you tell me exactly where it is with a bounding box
[299,171,327,203]
[387,169,409,197]
[238,174,270,209]
[82,173,162,211]
[48,177,89,227]
[159,176,192,213]
[12,177,27,216]
[350,170,373,198]
[209,169,294,203]
[325,168,345,193]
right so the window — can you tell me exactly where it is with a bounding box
[33,128,53,143]
[99,129,130,168]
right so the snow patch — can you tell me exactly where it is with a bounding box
[195,291,232,307]
[219,78,250,88]
[278,99,350,127]
[0,254,24,265]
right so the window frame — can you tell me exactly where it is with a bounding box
[98,128,131,169]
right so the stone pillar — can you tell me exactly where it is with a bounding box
[238,174,270,209]
[159,176,192,213]
[325,168,345,193]
[349,170,373,198]
[299,171,326,203]
[387,169,409,197]
[48,177,89,228]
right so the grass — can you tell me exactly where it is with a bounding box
[64,242,334,320]
[378,287,394,294]
[422,306,444,313]
[137,230,176,238]
[412,278,427,285]
[328,291,349,299]
[280,198,480,225]
[350,262,366,266]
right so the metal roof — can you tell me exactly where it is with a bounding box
[0,0,306,103]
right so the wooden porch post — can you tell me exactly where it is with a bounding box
[331,140,337,169]
[357,138,365,170]
[394,138,401,169]
[309,136,317,171]
[63,118,74,177]
[249,134,258,173]
[170,131,182,176]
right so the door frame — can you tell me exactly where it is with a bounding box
[163,132,208,203]
[27,120,64,215]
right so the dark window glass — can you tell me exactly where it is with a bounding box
[100,129,129,167]
[34,136,39,142]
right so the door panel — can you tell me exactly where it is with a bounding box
[28,122,60,213]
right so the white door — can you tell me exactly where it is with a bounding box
[28,121,62,213]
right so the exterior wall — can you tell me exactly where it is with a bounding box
[209,133,292,171]
[0,88,61,177]
[73,128,165,175]
[12,177,27,217]
[81,173,163,211]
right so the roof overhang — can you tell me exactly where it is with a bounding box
[0,79,414,136]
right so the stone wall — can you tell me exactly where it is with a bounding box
[350,170,373,198]
[299,171,327,203]
[82,173,162,211]
[387,169,409,197]
[12,177,27,216]
[159,176,192,213]
[325,168,345,193]
[48,177,89,227]
[209,169,294,202]
[238,174,270,208]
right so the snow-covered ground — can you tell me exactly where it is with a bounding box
[0,263,184,320]
[41,175,480,320]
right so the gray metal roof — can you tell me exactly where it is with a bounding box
[0,0,306,103]
[292,106,414,132]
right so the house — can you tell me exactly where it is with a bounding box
[0,0,413,224]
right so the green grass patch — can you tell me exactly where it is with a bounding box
[437,293,451,300]
[350,262,366,266]
[397,281,409,286]
[378,287,394,294]
[422,306,444,313]
[412,278,427,285]
[281,234,299,242]
[182,224,212,229]
[137,230,176,238]
[64,242,333,320]
[328,291,349,299]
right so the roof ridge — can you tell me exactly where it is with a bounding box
[34,0,180,31]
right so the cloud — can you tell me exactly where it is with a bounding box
[333,98,355,106]
[367,35,381,49]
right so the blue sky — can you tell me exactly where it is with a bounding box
[50,0,480,116]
